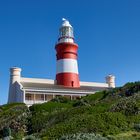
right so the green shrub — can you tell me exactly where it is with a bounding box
[43,112,128,139]
[12,131,24,140]
[29,102,72,114]
[82,91,109,104]
[28,102,72,133]
[0,103,29,138]
[59,133,108,140]
[24,135,39,140]
[123,82,140,96]
[73,99,91,107]
[2,127,11,137]
[51,96,71,103]
[0,103,26,111]
[109,94,140,115]
[134,123,140,132]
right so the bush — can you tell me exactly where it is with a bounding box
[109,94,140,115]
[73,99,90,107]
[0,103,26,111]
[82,91,109,104]
[123,82,140,96]
[51,96,71,103]
[0,103,29,138]
[28,102,72,133]
[29,102,72,114]
[134,123,140,132]
[59,133,108,140]
[12,131,24,140]
[43,112,128,139]
[24,135,39,140]
[2,127,11,137]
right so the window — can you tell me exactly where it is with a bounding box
[60,27,73,37]
[25,94,32,100]
[71,81,74,87]
[41,94,44,100]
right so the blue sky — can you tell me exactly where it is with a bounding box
[0,0,140,105]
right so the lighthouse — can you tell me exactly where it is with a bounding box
[8,18,116,106]
[55,18,80,88]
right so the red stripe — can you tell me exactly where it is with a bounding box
[56,73,80,88]
[55,42,78,60]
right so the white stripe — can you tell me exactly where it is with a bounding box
[56,59,79,74]
[59,38,74,43]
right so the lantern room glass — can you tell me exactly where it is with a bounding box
[59,26,74,38]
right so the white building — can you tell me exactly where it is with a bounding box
[8,19,115,106]
[8,67,115,106]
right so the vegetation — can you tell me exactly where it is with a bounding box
[59,133,108,140]
[0,81,140,139]
[0,103,29,139]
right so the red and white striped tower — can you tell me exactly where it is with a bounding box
[55,18,80,88]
